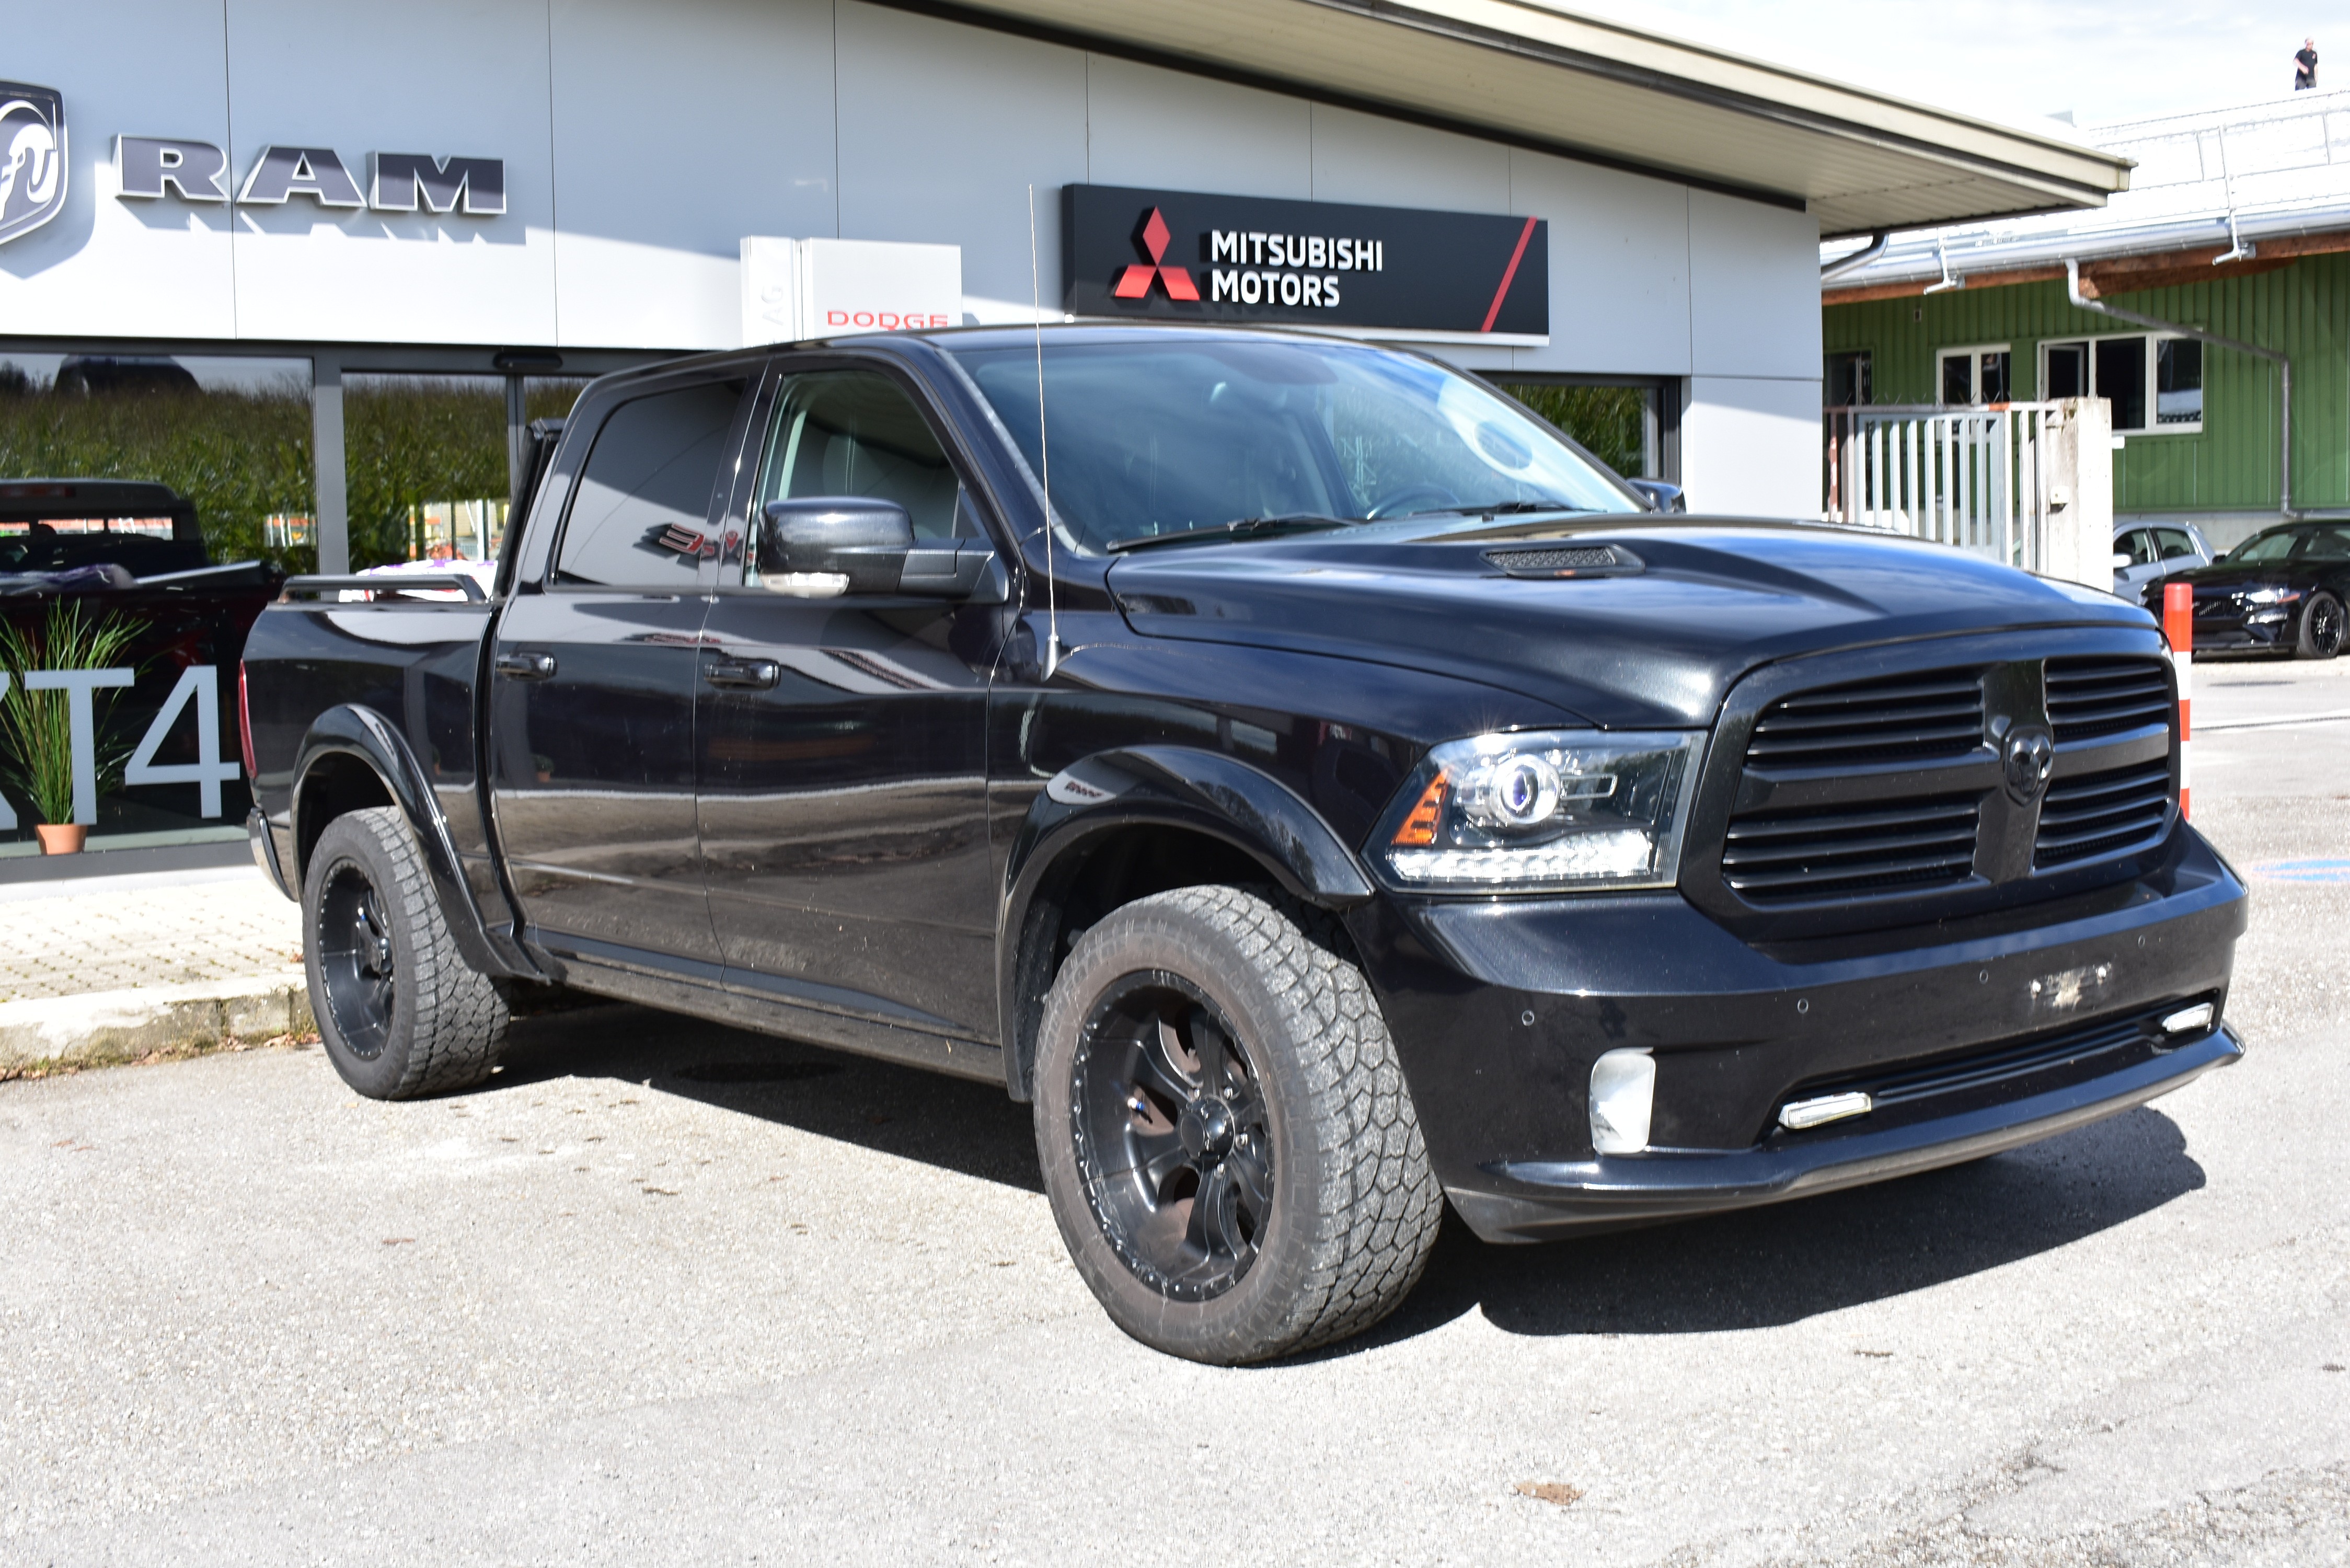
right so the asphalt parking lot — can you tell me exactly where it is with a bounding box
[4,654,2347,1566]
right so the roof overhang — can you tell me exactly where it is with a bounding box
[885,0,2133,234]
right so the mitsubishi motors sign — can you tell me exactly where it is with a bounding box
[1063,184,1548,342]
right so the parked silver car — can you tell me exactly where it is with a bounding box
[2114,520,2213,596]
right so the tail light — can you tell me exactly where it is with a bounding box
[237,662,256,779]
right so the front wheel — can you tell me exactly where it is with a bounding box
[2298,591,2344,659]
[1032,886,1442,1364]
[304,807,510,1099]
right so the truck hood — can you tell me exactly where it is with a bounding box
[1102,518,2147,728]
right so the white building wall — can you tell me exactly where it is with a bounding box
[550,0,839,349]
[224,0,559,345]
[1683,191,1823,513]
[0,0,1823,516]
[1,1,238,340]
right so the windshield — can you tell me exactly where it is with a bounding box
[949,337,1642,552]
[2229,530,2300,564]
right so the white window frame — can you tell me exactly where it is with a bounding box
[2036,330,2204,436]
[1934,342,2013,406]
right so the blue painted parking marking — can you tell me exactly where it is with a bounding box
[2250,858,2350,883]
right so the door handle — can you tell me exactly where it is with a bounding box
[495,651,557,680]
[706,656,781,691]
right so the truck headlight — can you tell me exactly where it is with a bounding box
[1373,730,1704,892]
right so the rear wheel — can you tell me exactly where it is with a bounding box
[2298,591,2344,659]
[1032,886,1442,1364]
[304,807,509,1099]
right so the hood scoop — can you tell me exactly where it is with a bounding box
[1482,543,1643,579]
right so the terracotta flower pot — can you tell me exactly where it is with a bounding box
[35,823,87,856]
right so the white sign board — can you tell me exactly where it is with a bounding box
[741,237,962,346]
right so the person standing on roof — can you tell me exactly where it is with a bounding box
[2295,37,2319,90]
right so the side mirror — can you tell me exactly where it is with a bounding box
[2113,552,2133,570]
[1626,479,1686,513]
[757,497,1006,601]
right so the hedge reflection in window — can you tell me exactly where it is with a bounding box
[0,353,312,569]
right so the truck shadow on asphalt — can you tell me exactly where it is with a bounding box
[1353,1104,2204,1348]
[493,1000,2204,1351]
[493,1000,1047,1196]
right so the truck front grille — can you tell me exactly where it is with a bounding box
[2034,760,2172,869]
[1697,636,2177,936]
[1721,795,1979,903]
[1743,668,1985,769]
[2045,655,2171,742]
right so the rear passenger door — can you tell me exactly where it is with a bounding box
[695,361,1008,1044]
[490,372,751,975]
[2150,526,2208,574]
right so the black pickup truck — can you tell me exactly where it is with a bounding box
[242,325,2247,1364]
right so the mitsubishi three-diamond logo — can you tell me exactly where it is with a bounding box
[0,82,65,246]
[1113,207,1199,302]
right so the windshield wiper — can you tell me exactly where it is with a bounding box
[1109,514,1361,552]
[1407,499,1592,518]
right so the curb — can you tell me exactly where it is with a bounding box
[0,973,315,1076]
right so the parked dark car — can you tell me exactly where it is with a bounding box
[240,325,2245,1365]
[2144,520,2350,658]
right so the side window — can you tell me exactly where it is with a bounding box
[753,370,968,544]
[2303,526,2350,562]
[2120,529,2158,568]
[2152,527,2199,560]
[554,379,747,586]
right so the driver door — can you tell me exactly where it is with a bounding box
[695,363,1009,1045]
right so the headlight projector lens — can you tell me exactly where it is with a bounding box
[1462,754,1565,829]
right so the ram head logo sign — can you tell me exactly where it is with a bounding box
[0,82,65,246]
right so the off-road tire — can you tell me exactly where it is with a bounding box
[304,807,509,1099]
[1033,885,1442,1364]
[2298,591,2345,659]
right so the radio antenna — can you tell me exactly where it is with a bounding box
[1028,182,1063,678]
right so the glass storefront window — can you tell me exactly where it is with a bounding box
[526,376,591,426]
[340,374,594,568]
[0,352,314,569]
[344,373,509,568]
[1499,382,1653,479]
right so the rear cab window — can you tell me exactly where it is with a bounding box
[554,378,749,588]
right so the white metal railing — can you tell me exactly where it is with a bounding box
[1822,403,2060,572]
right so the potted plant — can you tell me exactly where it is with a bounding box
[0,602,140,854]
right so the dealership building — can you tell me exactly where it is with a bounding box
[3,0,2129,572]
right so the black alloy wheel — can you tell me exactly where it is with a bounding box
[1070,972,1273,1301]
[316,862,398,1062]
[2300,591,2346,659]
[1032,885,1443,1364]
[302,807,510,1100]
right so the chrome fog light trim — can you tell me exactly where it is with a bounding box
[2160,1001,2216,1036]
[1588,1048,1655,1155]
[1779,1090,1873,1132]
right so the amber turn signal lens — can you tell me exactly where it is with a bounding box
[1392,775,1447,846]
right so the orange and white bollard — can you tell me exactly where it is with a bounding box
[2164,581,2193,819]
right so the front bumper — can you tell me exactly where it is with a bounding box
[1450,1024,2239,1240]
[1346,823,2248,1242]
[2191,610,2290,649]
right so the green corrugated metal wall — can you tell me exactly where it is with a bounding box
[1823,253,2350,513]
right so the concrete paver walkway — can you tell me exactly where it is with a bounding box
[0,865,301,1005]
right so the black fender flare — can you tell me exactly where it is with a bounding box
[995,744,1374,1099]
[292,705,543,982]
